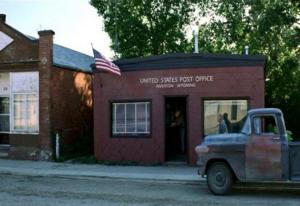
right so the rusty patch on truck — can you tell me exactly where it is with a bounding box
[245,134,282,180]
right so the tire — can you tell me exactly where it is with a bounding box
[207,162,233,195]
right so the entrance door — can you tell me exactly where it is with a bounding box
[165,97,187,162]
[245,115,283,180]
[0,96,9,144]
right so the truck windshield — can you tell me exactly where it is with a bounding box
[240,117,251,135]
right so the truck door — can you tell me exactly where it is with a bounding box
[245,115,283,180]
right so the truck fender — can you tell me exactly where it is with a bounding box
[205,159,239,181]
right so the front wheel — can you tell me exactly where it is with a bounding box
[207,162,233,195]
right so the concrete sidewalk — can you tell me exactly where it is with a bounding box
[0,159,203,183]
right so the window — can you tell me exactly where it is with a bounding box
[253,115,279,135]
[0,97,9,132]
[0,72,39,134]
[204,99,248,136]
[11,72,39,133]
[112,102,150,136]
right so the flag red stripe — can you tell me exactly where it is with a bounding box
[95,62,120,72]
[95,59,119,70]
[95,66,121,75]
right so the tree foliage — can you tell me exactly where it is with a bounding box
[196,0,300,138]
[90,0,195,58]
[91,0,300,138]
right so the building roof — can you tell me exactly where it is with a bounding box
[26,35,94,73]
[113,53,267,72]
[0,16,94,72]
[53,44,94,73]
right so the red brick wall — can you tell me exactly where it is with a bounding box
[1,20,94,160]
[94,66,265,165]
[51,68,93,155]
[0,20,38,63]
[37,30,54,159]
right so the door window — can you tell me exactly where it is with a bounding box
[253,115,279,135]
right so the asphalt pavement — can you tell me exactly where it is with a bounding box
[1,173,300,206]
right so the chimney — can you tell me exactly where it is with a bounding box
[37,30,55,154]
[38,30,55,65]
[0,14,6,22]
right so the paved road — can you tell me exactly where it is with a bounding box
[0,174,299,206]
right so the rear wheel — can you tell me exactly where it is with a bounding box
[207,162,233,195]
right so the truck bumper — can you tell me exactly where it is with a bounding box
[196,161,206,176]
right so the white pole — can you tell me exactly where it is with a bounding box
[245,45,249,55]
[194,30,199,53]
[55,133,60,160]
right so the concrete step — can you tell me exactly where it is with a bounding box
[0,144,9,158]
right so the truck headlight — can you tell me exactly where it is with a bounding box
[195,145,209,154]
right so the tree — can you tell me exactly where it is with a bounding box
[90,0,195,58]
[91,0,300,138]
[195,0,300,138]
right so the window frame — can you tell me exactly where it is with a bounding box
[201,97,250,137]
[0,72,39,135]
[251,114,280,136]
[110,100,152,138]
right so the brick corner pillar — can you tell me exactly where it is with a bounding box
[38,30,55,160]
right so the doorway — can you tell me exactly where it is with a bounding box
[165,97,187,162]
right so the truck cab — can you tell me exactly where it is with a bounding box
[195,108,300,195]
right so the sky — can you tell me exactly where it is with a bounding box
[0,0,114,58]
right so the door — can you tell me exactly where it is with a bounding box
[165,97,187,162]
[0,96,10,144]
[245,115,283,180]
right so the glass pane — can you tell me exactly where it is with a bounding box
[11,72,38,93]
[126,103,136,133]
[137,103,146,132]
[146,103,150,133]
[114,103,125,133]
[0,73,10,95]
[112,102,151,135]
[27,94,38,131]
[13,94,27,130]
[204,100,248,135]
[0,115,9,132]
[254,116,278,135]
[0,97,9,114]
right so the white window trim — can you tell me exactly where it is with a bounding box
[7,72,39,135]
[112,102,150,135]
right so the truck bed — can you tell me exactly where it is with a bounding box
[289,142,300,181]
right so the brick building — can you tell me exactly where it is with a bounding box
[0,14,93,160]
[93,53,266,165]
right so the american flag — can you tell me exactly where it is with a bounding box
[92,48,121,76]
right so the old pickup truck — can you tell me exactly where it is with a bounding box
[195,108,300,195]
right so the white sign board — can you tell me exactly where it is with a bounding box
[0,31,13,51]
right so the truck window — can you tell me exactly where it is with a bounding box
[253,115,279,135]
